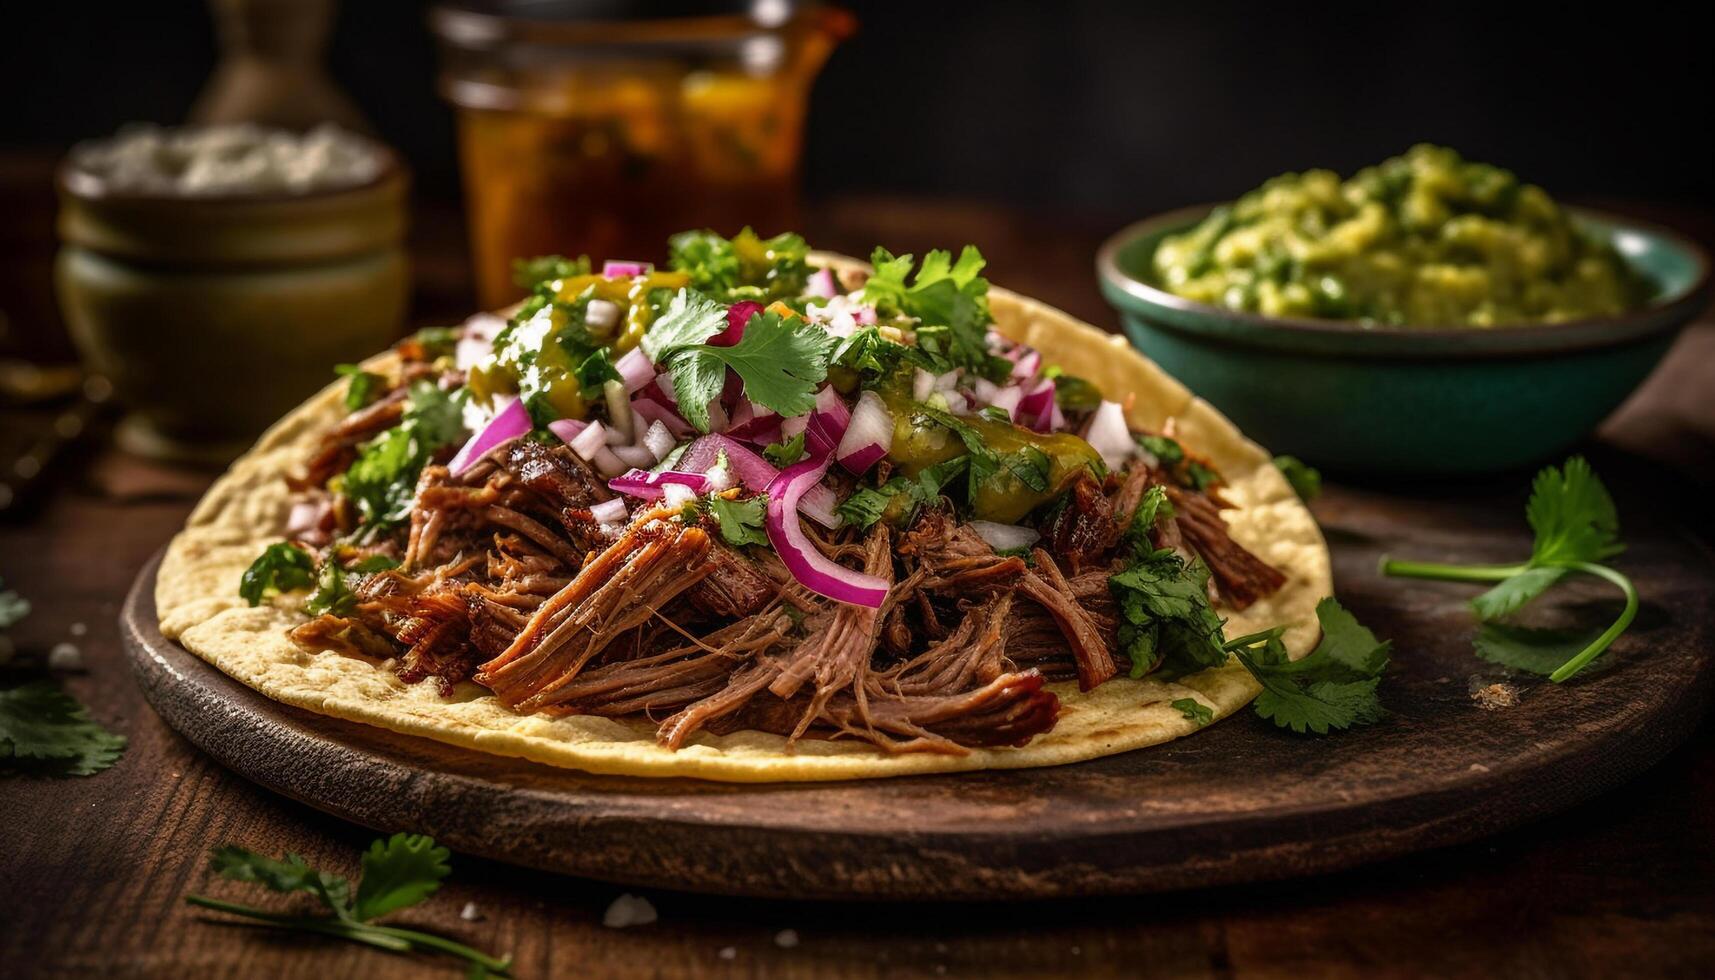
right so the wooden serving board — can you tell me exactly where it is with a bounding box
[122,477,1715,901]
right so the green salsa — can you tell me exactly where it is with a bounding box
[1151,145,1645,328]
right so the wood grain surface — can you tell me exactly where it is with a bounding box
[3,189,1713,976]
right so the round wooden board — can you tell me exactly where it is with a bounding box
[123,480,1715,901]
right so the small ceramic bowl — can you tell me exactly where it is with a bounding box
[1097,205,1712,476]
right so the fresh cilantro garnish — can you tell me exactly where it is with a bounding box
[668,228,810,302]
[831,326,911,378]
[1226,598,1390,734]
[188,834,509,975]
[1050,372,1103,412]
[1381,456,1634,682]
[708,495,769,547]
[978,406,1012,424]
[1138,434,1222,491]
[644,290,836,431]
[0,679,127,776]
[1120,485,1173,557]
[408,326,460,359]
[342,382,466,531]
[303,555,398,618]
[763,433,806,468]
[1274,455,1321,502]
[837,457,969,529]
[1109,548,1228,679]
[1171,697,1213,726]
[572,347,623,396]
[863,246,1006,377]
[1472,622,1616,678]
[239,543,316,606]
[512,254,590,290]
[335,364,385,412]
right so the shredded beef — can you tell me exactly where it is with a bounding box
[1166,487,1287,609]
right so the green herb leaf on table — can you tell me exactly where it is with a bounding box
[1380,456,1636,682]
[1171,697,1213,727]
[1472,621,1617,677]
[240,543,316,607]
[1,679,127,776]
[189,834,508,975]
[1227,598,1390,735]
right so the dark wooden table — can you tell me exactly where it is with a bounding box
[2,191,1713,978]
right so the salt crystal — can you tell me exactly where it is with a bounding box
[603,894,657,928]
[774,929,800,949]
[48,642,84,671]
[460,901,481,921]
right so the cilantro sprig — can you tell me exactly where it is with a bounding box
[643,289,836,431]
[187,834,510,976]
[1380,456,1635,682]
[341,381,466,532]
[1226,599,1390,734]
[708,494,769,547]
[863,246,1007,378]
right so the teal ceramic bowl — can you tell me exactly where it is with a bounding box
[1097,206,1711,476]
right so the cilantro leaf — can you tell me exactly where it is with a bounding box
[512,254,590,290]
[668,228,810,302]
[0,679,127,776]
[648,295,836,431]
[1527,455,1622,565]
[831,326,909,377]
[1473,621,1618,677]
[304,555,398,618]
[239,543,315,606]
[1171,697,1213,727]
[1273,455,1321,502]
[335,364,386,412]
[708,495,770,547]
[837,457,968,529]
[1381,456,1636,682]
[1121,485,1173,558]
[212,846,352,915]
[1138,434,1223,491]
[342,382,466,530]
[862,246,999,375]
[352,833,451,922]
[192,836,508,974]
[1109,549,1228,679]
[763,433,806,468]
[1229,598,1389,734]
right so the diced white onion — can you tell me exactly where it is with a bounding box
[591,498,628,525]
[969,520,1040,552]
[569,420,608,460]
[913,368,936,402]
[663,483,696,508]
[1082,400,1135,471]
[642,420,675,461]
[989,386,1023,421]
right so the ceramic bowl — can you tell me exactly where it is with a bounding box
[1097,205,1711,476]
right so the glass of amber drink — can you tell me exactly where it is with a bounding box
[432,1,852,308]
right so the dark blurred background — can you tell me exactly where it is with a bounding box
[7,1,1712,215]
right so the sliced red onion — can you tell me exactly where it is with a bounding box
[447,395,524,475]
[912,368,936,402]
[969,520,1040,552]
[608,468,711,500]
[631,394,691,438]
[611,444,656,469]
[615,347,654,394]
[591,445,628,479]
[602,260,652,277]
[805,385,851,456]
[642,420,676,461]
[455,313,506,371]
[724,398,781,444]
[852,303,877,326]
[988,386,1023,422]
[765,453,887,608]
[641,376,678,406]
[591,497,629,526]
[807,267,838,299]
[548,417,588,444]
[1010,349,1041,380]
[679,434,840,528]
[567,419,609,461]
[711,300,764,348]
[1082,400,1135,471]
[1018,379,1055,426]
[836,390,893,475]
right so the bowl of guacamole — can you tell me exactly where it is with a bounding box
[1098,146,1710,475]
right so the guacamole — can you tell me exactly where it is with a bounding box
[1152,145,1644,327]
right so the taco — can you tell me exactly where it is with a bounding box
[156,229,1330,782]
